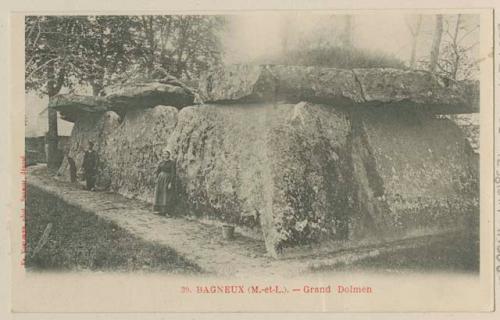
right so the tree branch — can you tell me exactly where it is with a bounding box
[458,25,479,43]
[25,57,60,82]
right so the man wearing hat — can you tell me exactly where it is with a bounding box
[82,141,98,191]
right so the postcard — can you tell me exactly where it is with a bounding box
[3,1,499,318]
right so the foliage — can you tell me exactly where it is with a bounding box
[416,14,479,80]
[74,16,137,96]
[25,15,227,97]
[128,15,226,81]
[436,15,479,80]
[25,16,136,97]
[25,16,82,97]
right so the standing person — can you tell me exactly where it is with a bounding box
[82,141,98,191]
[67,156,77,183]
[153,149,176,216]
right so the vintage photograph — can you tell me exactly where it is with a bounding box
[23,12,481,279]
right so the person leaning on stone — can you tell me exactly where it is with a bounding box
[153,149,176,216]
[82,141,98,191]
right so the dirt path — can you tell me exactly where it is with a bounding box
[28,166,281,276]
[27,165,465,277]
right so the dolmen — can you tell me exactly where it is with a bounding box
[51,65,479,258]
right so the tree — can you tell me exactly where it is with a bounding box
[406,15,422,68]
[26,15,227,170]
[130,15,226,80]
[25,16,82,172]
[76,16,137,96]
[435,14,479,80]
[429,15,444,73]
[25,16,138,171]
[449,14,463,79]
[342,15,353,49]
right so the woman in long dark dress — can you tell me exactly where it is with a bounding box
[153,150,176,216]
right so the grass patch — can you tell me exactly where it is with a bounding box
[326,232,479,274]
[25,184,201,273]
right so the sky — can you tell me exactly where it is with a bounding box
[222,13,479,66]
[25,94,73,137]
[223,13,414,63]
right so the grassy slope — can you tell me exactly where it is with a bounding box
[25,184,201,273]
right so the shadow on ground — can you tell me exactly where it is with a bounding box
[315,232,479,274]
[25,184,201,273]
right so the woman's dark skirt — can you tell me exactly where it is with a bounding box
[153,172,174,214]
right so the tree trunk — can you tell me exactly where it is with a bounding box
[409,15,422,68]
[342,15,353,49]
[46,62,65,173]
[46,62,59,173]
[429,15,443,73]
[142,16,157,78]
[46,108,59,173]
[451,15,462,80]
[91,80,104,96]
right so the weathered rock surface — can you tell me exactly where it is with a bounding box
[57,111,121,184]
[265,103,354,250]
[54,64,479,257]
[167,104,276,237]
[50,81,196,122]
[198,65,275,102]
[49,94,109,122]
[199,65,364,104]
[352,68,479,113]
[449,114,480,153]
[348,108,479,242]
[101,105,179,199]
[199,65,479,114]
[51,65,479,124]
[58,101,479,257]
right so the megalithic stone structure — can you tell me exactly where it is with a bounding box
[50,65,479,258]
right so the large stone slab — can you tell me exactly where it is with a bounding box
[265,102,354,252]
[265,104,478,253]
[101,105,179,198]
[49,81,196,122]
[199,65,364,104]
[348,108,479,241]
[51,65,479,126]
[197,65,273,102]
[199,65,479,114]
[167,104,275,239]
[352,68,479,113]
[49,94,109,122]
[58,106,178,196]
